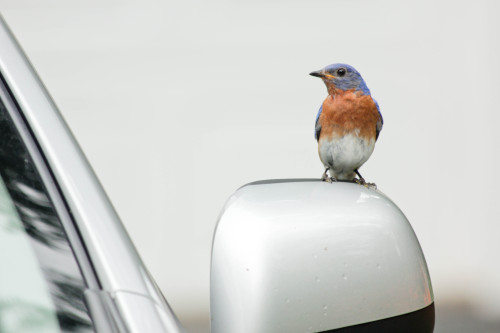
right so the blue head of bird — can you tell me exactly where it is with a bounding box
[310,63,370,96]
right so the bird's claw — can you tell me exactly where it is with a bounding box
[324,177,337,184]
[321,168,338,183]
[321,168,330,182]
[355,178,377,189]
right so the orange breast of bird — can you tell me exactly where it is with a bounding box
[318,91,380,141]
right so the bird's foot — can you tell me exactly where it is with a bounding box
[324,177,338,184]
[320,168,340,184]
[321,168,330,182]
[354,177,377,189]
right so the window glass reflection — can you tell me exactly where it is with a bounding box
[0,176,59,333]
[0,96,94,332]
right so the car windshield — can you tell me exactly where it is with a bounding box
[0,88,94,332]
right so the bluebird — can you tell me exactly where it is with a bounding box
[310,63,383,186]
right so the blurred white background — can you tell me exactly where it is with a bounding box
[2,0,500,331]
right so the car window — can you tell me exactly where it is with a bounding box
[0,91,94,332]
[0,171,61,332]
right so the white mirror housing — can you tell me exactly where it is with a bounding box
[210,180,434,333]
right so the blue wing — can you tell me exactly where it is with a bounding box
[315,104,323,141]
[373,98,383,140]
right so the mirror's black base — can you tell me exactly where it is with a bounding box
[319,303,435,333]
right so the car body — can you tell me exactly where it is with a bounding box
[0,16,184,333]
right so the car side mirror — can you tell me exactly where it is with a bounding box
[210,179,434,333]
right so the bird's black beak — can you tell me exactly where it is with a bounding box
[309,70,325,78]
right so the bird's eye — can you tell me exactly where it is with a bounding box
[337,68,346,77]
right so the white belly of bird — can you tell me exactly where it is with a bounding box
[319,134,375,180]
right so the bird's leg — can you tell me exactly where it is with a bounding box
[321,167,338,183]
[354,169,366,183]
[321,168,331,182]
[354,169,377,189]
